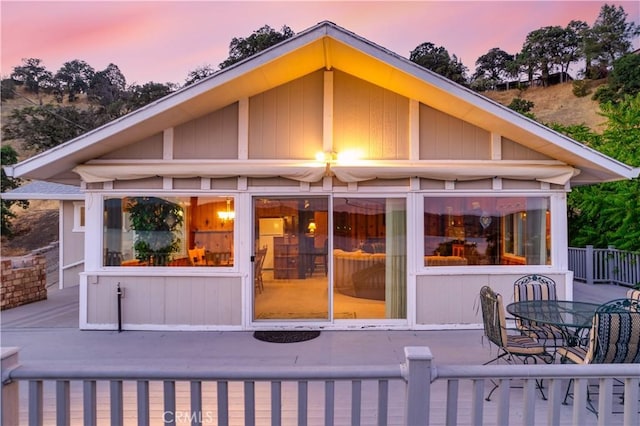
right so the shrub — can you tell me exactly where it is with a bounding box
[572,80,591,97]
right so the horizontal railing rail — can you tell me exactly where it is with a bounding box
[3,347,639,426]
[569,245,640,287]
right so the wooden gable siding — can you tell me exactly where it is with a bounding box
[99,133,164,160]
[333,71,409,159]
[173,103,239,159]
[249,70,324,159]
[501,137,552,160]
[419,104,491,160]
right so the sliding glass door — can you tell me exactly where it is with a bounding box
[253,197,329,321]
[253,195,407,322]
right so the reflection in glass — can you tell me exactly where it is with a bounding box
[423,196,550,266]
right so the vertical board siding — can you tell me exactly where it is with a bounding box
[173,103,239,159]
[99,133,164,160]
[419,104,491,160]
[414,274,568,325]
[249,70,324,159]
[86,276,242,326]
[333,71,409,160]
[501,137,552,160]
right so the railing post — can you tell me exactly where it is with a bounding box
[607,245,616,285]
[585,245,594,285]
[403,346,433,426]
[1,347,20,426]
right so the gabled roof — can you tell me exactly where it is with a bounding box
[5,21,638,186]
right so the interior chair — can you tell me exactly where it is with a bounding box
[311,239,328,276]
[188,247,206,266]
[452,243,464,257]
[513,275,565,347]
[558,308,640,411]
[254,245,267,294]
[479,286,552,401]
[104,249,123,266]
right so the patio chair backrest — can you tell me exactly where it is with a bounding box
[513,275,557,329]
[479,286,508,348]
[514,275,557,302]
[597,298,640,313]
[585,310,640,364]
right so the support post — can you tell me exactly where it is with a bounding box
[404,346,433,426]
[1,347,20,426]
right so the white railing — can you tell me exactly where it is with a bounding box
[569,246,640,287]
[2,347,639,426]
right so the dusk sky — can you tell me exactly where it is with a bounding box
[1,1,639,86]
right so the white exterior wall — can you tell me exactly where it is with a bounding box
[76,71,576,331]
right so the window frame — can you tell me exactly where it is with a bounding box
[419,193,553,270]
[72,201,85,232]
[101,193,237,269]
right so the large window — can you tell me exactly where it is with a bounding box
[423,196,550,266]
[103,196,234,267]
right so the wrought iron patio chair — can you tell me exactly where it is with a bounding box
[558,307,640,411]
[479,286,552,401]
[513,275,565,347]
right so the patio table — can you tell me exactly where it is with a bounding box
[506,300,600,347]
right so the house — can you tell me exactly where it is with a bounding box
[0,181,84,288]
[5,22,638,331]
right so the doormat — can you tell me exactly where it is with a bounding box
[253,330,321,343]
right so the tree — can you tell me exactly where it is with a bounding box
[3,104,107,153]
[1,78,17,102]
[10,58,53,96]
[520,26,566,86]
[55,59,95,102]
[473,48,514,89]
[124,82,176,113]
[88,63,127,106]
[410,42,468,85]
[559,94,640,251]
[593,53,640,104]
[219,25,294,69]
[557,21,588,81]
[589,4,640,69]
[1,145,28,237]
[184,64,216,86]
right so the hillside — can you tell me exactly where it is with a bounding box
[1,81,606,256]
[482,80,607,131]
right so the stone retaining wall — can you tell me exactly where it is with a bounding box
[1,255,47,310]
